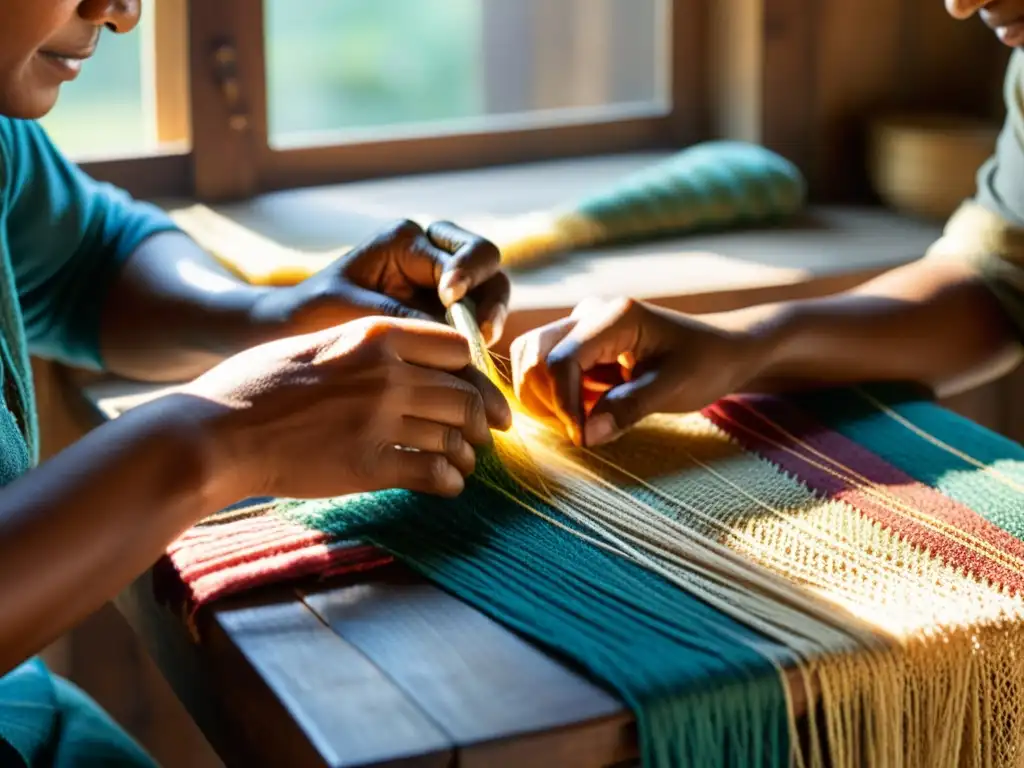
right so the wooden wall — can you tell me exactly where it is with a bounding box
[711,0,1010,201]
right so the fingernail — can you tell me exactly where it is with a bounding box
[489,306,508,345]
[499,403,513,431]
[584,413,621,447]
[565,421,582,447]
[442,464,466,496]
[481,306,507,346]
[439,271,471,305]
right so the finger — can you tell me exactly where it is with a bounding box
[371,320,474,371]
[427,221,503,306]
[555,360,584,446]
[545,299,640,436]
[374,447,465,498]
[352,320,512,430]
[510,317,576,396]
[396,417,476,477]
[457,365,513,431]
[510,318,576,422]
[469,271,512,347]
[343,285,437,323]
[511,335,557,418]
[403,379,494,446]
[585,363,681,446]
[365,220,457,297]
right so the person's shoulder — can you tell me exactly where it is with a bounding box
[0,117,13,203]
[0,115,38,152]
[0,117,37,192]
[1006,49,1024,101]
[0,117,67,202]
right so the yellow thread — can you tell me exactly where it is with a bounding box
[456,315,1024,767]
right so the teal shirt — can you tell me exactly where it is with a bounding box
[0,117,177,766]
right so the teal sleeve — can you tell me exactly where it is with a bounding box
[0,118,179,370]
[0,657,157,768]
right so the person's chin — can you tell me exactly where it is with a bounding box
[0,85,61,120]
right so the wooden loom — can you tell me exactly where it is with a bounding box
[100,145,1024,766]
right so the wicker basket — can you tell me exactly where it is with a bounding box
[867,113,999,220]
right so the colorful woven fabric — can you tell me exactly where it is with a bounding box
[161,502,391,612]
[161,381,1024,767]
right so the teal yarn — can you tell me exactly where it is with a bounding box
[794,384,1024,540]
[571,141,806,241]
[280,451,793,768]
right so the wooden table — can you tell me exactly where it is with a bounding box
[70,157,953,767]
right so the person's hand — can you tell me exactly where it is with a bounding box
[252,219,511,347]
[184,316,512,500]
[511,298,763,446]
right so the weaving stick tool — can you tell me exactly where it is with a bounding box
[445,298,496,380]
[446,297,586,446]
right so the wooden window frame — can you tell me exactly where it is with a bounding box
[72,1,1014,212]
[79,0,708,202]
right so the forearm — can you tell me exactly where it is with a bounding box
[100,231,275,382]
[0,395,237,674]
[721,258,1023,397]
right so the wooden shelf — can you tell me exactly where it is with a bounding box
[155,152,945,352]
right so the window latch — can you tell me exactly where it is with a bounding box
[210,40,251,132]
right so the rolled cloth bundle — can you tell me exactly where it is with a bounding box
[479,140,807,269]
[142,307,1024,766]
[169,141,806,282]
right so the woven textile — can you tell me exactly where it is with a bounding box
[162,382,1024,767]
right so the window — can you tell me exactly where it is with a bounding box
[263,0,668,148]
[40,0,190,160]
[265,0,485,144]
[39,23,149,159]
[66,0,698,201]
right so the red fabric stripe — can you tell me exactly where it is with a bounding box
[180,541,392,606]
[172,531,333,582]
[704,395,1024,593]
[163,509,392,612]
[171,525,329,567]
[167,515,307,554]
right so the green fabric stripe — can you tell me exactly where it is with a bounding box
[280,452,793,768]
[794,384,1024,541]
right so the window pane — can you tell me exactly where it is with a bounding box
[265,0,668,148]
[39,1,188,160]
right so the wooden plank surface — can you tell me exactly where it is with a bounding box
[213,589,453,768]
[114,555,634,767]
[301,569,631,768]
[116,569,457,768]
